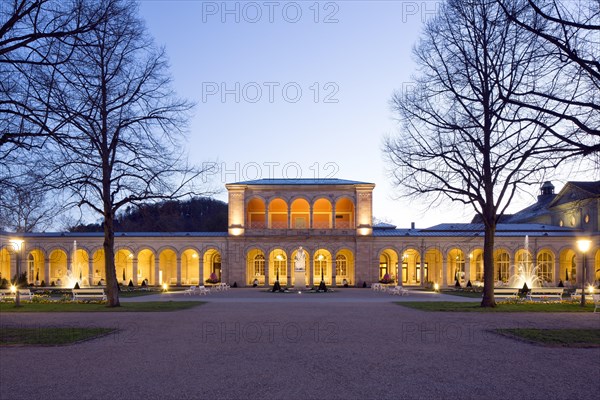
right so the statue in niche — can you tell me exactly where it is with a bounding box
[294,247,306,272]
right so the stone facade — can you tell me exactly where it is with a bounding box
[1,179,598,288]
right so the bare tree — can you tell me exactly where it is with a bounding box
[497,0,600,157]
[0,0,108,157]
[384,0,576,306]
[37,0,208,306]
[0,169,59,232]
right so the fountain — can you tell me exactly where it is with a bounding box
[64,240,80,288]
[507,235,543,289]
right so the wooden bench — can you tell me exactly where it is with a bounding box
[527,287,564,301]
[571,288,599,301]
[72,288,107,301]
[492,288,519,300]
[0,288,33,301]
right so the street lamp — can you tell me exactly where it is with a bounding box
[576,239,592,307]
[9,239,24,307]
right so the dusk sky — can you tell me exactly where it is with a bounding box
[138,1,593,228]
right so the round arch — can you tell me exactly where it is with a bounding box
[290,198,310,229]
[247,197,266,229]
[493,249,511,284]
[268,248,288,285]
[26,249,45,285]
[559,248,577,285]
[378,248,398,284]
[268,198,288,229]
[313,248,332,285]
[536,249,555,284]
[115,248,134,285]
[246,248,266,285]
[0,248,10,283]
[312,198,332,229]
[159,248,177,286]
[48,249,68,287]
[448,248,465,285]
[203,248,222,284]
[334,197,354,229]
[137,249,155,285]
[424,247,444,286]
[334,248,354,286]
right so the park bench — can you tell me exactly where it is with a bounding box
[527,287,564,301]
[0,288,33,301]
[491,288,519,300]
[72,288,107,301]
[571,288,599,301]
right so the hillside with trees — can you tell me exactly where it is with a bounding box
[70,197,227,232]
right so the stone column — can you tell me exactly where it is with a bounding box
[553,255,560,285]
[331,258,337,287]
[442,257,448,287]
[154,256,160,286]
[265,206,270,229]
[132,258,138,286]
[465,250,471,284]
[199,258,204,286]
[87,258,93,287]
[419,248,426,286]
[287,257,292,287]
[176,256,182,286]
[264,256,270,287]
[309,205,313,229]
[44,257,50,286]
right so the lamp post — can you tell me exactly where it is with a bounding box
[9,239,24,307]
[576,239,592,307]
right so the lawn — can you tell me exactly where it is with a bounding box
[1,327,116,346]
[495,329,600,347]
[397,301,597,312]
[0,301,204,312]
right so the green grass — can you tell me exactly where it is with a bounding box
[397,301,597,312]
[1,327,115,346]
[0,301,204,312]
[495,329,600,347]
[440,290,483,298]
[118,290,161,297]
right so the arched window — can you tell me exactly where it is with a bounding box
[475,254,483,281]
[254,254,265,276]
[537,251,553,282]
[495,252,510,282]
[314,254,327,277]
[335,254,347,276]
[273,253,286,276]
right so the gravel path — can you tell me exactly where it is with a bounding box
[1,289,599,400]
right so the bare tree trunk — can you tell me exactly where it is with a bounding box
[103,205,119,307]
[482,221,496,307]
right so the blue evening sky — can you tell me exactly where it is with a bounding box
[137,0,590,228]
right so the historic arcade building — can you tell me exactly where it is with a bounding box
[1,179,598,288]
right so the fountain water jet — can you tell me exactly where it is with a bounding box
[507,235,543,288]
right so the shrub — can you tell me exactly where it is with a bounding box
[379,273,393,284]
[40,280,46,287]
[0,278,8,289]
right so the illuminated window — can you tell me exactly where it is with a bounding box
[475,254,483,281]
[335,255,347,276]
[314,256,327,276]
[495,252,510,282]
[537,251,553,282]
[254,254,265,276]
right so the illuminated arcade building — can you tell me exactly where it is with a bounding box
[1,179,598,288]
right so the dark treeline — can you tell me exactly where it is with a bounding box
[70,197,227,232]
